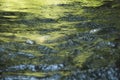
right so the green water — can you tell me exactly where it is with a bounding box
[0,0,120,79]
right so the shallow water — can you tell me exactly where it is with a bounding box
[0,0,120,80]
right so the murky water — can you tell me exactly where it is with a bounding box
[0,0,120,80]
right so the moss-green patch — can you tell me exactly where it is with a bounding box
[73,52,93,67]
[3,72,47,77]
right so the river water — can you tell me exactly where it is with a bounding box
[0,0,120,80]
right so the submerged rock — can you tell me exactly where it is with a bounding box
[68,39,74,46]
[16,52,35,58]
[0,48,5,52]
[6,65,27,71]
[26,39,35,44]
[6,64,64,72]
[1,74,62,80]
[39,64,64,72]
[38,46,58,54]
[65,66,120,80]
[6,64,36,72]
[89,28,101,34]
[1,76,39,80]
[40,74,62,80]
[96,41,116,48]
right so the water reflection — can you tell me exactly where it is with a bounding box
[0,0,120,80]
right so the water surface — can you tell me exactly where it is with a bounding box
[0,0,120,80]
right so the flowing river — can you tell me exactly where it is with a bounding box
[0,0,120,80]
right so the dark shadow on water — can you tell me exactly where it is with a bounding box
[58,14,86,22]
[20,17,58,26]
[57,1,82,6]
[0,10,58,33]
[0,11,29,32]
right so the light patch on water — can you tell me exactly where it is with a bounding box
[16,33,51,44]
[1,0,27,11]
[3,15,18,19]
[43,0,68,5]
[35,35,51,43]
[90,28,101,34]
[0,0,69,12]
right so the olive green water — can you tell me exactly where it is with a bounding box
[0,0,120,79]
